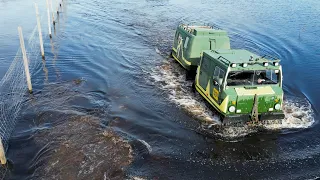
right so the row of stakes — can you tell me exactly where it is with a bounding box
[20,0,63,94]
[0,0,64,166]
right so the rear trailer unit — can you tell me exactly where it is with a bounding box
[172,24,230,71]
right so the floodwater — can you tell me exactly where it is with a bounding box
[0,0,320,179]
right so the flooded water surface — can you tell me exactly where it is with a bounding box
[0,0,320,179]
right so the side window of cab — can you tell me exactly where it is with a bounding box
[212,66,225,89]
[184,37,189,48]
[266,69,279,83]
[201,57,210,71]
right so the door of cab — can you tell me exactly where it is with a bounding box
[210,65,225,103]
[176,34,183,59]
[198,56,210,90]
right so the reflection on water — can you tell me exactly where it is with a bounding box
[41,57,48,82]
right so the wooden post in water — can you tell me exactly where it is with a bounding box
[0,137,6,165]
[34,3,45,58]
[46,0,52,38]
[18,26,33,93]
[50,0,55,25]
[56,0,59,14]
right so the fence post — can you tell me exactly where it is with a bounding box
[34,3,45,58]
[57,0,60,14]
[50,0,55,25]
[18,26,33,93]
[0,137,6,165]
[46,0,52,38]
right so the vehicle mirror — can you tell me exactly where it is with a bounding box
[213,79,219,86]
[213,78,223,86]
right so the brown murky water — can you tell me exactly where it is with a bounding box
[33,116,132,179]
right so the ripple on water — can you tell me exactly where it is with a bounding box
[150,58,315,138]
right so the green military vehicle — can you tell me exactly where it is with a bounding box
[171,24,231,71]
[194,49,284,125]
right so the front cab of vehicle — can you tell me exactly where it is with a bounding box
[195,49,284,124]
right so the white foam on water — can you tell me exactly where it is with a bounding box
[150,58,315,138]
[263,98,315,129]
[131,176,147,180]
[137,139,152,153]
[150,60,220,124]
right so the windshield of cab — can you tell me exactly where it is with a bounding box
[227,70,279,86]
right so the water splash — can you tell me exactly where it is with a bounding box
[263,97,314,129]
[137,139,152,153]
[150,60,220,124]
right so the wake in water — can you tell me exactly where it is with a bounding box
[150,57,315,138]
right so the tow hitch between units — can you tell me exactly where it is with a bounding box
[250,94,259,123]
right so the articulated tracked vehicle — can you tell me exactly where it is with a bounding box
[171,24,285,125]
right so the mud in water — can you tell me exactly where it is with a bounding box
[6,81,133,180]
[32,116,132,180]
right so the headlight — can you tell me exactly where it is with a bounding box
[263,62,269,67]
[274,103,281,110]
[229,106,236,113]
[242,63,248,67]
[231,63,237,68]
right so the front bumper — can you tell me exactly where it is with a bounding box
[222,112,285,126]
